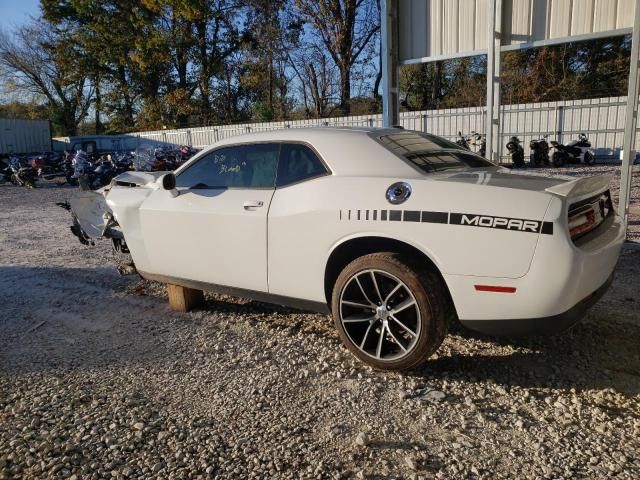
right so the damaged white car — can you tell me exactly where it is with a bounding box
[66,128,624,370]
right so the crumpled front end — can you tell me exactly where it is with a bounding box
[59,171,167,272]
[59,190,124,247]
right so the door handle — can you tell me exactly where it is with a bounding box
[243,200,264,209]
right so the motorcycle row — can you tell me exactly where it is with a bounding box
[455,131,596,168]
[0,145,199,190]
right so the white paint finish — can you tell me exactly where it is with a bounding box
[442,0,460,54]
[429,0,444,57]
[570,0,595,36]
[397,0,633,62]
[476,0,490,48]
[504,0,532,42]
[95,128,624,324]
[446,196,624,321]
[137,187,274,291]
[617,0,636,28]
[594,0,616,31]
[106,187,157,273]
[459,0,477,52]
[268,171,556,303]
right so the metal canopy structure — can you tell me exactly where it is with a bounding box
[381,0,639,228]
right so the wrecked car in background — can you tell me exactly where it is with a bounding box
[64,127,624,370]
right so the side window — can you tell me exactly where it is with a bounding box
[175,143,279,189]
[277,143,327,187]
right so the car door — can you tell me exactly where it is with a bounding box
[138,142,280,292]
[268,142,332,302]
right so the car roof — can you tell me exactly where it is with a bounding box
[213,126,395,142]
[204,127,422,178]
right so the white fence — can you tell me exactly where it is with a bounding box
[55,96,639,162]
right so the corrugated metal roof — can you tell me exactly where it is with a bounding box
[399,0,635,63]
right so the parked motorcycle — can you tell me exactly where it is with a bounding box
[73,150,120,190]
[506,136,525,168]
[455,131,470,150]
[550,133,595,167]
[31,152,73,182]
[529,135,550,167]
[469,132,486,157]
[1,157,12,183]
[7,156,38,188]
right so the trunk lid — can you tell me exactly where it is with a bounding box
[434,168,572,192]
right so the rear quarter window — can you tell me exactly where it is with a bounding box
[375,131,494,173]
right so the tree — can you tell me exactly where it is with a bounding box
[293,0,379,115]
[0,22,93,135]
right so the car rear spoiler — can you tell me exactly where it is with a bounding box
[545,174,612,198]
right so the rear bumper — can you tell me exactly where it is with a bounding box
[444,213,624,322]
[459,273,613,336]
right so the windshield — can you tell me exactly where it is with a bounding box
[374,131,495,173]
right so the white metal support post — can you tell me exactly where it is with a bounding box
[381,0,399,128]
[620,2,640,228]
[486,0,502,162]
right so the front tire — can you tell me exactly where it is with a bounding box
[331,253,449,371]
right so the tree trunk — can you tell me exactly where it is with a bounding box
[431,62,441,109]
[339,63,351,116]
[94,75,102,134]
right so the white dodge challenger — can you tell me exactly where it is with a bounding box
[68,127,624,370]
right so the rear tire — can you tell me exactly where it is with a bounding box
[584,151,594,165]
[331,253,449,371]
[552,152,566,167]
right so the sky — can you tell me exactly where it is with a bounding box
[0,0,41,31]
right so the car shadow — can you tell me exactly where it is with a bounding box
[3,265,639,396]
[404,317,640,396]
[197,290,640,395]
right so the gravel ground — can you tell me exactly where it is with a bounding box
[1,165,639,480]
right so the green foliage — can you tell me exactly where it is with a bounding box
[0,2,632,135]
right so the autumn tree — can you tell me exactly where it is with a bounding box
[293,0,379,115]
[0,22,93,135]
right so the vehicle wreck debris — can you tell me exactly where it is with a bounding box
[59,184,138,274]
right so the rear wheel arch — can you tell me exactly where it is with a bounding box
[324,236,453,311]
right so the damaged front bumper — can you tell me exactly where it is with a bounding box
[58,190,128,255]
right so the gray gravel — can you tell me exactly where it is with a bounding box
[1,167,640,479]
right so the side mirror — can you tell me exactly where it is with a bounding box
[161,173,179,197]
[162,172,176,190]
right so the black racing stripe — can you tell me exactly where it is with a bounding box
[381,210,387,221]
[389,210,402,221]
[541,222,554,235]
[450,212,549,235]
[449,213,464,225]
[421,211,448,224]
[403,210,421,222]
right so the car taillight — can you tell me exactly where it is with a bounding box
[568,206,596,239]
[567,191,612,241]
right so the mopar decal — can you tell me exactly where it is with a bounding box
[340,209,553,235]
[450,213,546,233]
